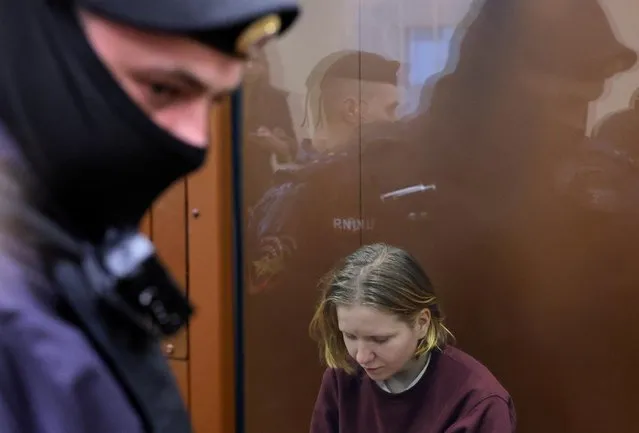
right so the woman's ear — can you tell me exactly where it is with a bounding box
[416,309,432,339]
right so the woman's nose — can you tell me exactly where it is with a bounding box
[355,344,375,365]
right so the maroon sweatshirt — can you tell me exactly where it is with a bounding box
[310,345,516,433]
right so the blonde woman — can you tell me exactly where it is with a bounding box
[309,243,516,432]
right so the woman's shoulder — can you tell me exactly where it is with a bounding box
[320,365,370,394]
[322,365,363,382]
[432,345,511,400]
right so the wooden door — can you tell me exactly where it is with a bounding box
[140,99,236,432]
[140,179,191,409]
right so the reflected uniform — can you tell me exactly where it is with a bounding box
[0,1,298,433]
[246,120,433,294]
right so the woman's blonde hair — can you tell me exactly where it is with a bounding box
[309,243,454,373]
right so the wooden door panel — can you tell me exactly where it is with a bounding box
[187,102,236,433]
[152,180,189,360]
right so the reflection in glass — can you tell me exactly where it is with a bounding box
[239,1,639,432]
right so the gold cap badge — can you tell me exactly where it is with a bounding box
[236,14,282,56]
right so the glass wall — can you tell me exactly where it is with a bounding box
[239,0,639,432]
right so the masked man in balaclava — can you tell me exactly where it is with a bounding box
[0,1,299,432]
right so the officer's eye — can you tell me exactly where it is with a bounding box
[150,82,178,96]
[146,81,186,107]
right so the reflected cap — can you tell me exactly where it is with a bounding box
[77,0,300,57]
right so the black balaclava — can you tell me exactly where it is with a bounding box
[0,0,208,242]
